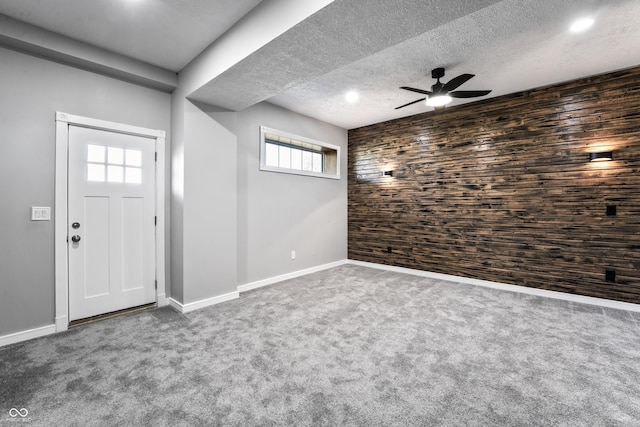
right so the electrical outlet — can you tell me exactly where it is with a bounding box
[291,250,296,260]
[605,269,616,283]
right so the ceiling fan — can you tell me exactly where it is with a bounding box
[395,67,492,110]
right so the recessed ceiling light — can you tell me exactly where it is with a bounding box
[345,91,359,103]
[570,17,595,33]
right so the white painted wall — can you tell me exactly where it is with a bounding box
[179,0,334,97]
[0,47,171,337]
[0,14,177,92]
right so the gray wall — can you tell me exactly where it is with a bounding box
[1,46,346,337]
[168,0,347,305]
[170,94,239,305]
[183,100,238,302]
[0,47,171,336]
[237,102,348,285]
[169,96,186,304]
[170,99,346,304]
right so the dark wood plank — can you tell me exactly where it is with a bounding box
[348,66,640,304]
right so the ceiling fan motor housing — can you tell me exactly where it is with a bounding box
[431,67,445,79]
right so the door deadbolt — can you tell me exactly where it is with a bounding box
[72,222,80,229]
[71,235,81,243]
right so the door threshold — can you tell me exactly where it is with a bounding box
[68,303,157,328]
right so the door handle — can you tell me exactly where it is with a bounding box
[71,235,81,243]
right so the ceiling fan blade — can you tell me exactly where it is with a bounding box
[400,86,432,95]
[442,74,475,92]
[449,90,492,98]
[395,98,426,109]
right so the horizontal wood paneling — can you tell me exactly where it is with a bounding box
[348,66,640,303]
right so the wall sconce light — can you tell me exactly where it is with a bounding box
[589,151,613,162]
[382,170,393,177]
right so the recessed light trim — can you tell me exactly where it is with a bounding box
[570,17,595,33]
[345,91,359,103]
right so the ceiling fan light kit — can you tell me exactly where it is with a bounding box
[396,67,491,110]
[426,94,452,107]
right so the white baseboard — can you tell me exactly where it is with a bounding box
[238,259,349,293]
[4,259,635,348]
[55,315,68,332]
[0,324,57,348]
[168,290,239,314]
[168,298,183,312]
[348,260,640,313]
[157,293,168,307]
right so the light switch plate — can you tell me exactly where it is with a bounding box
[31,207,51,221]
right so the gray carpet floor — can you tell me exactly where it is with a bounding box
[1,264,640,426]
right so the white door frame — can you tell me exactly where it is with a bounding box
[54,112,167,332]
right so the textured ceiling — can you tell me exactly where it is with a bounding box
[0,0,639,130]
[188,0,501,111]
[0,0,263,71]
[266,0,640,129]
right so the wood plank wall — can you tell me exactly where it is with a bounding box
[348,66,640,304]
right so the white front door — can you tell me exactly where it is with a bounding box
[68,126,156,321]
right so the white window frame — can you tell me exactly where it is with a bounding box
[259,126,340,180]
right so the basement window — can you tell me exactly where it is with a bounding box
[259,126,340,180]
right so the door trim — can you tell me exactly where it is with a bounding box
[54,112,167,332]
